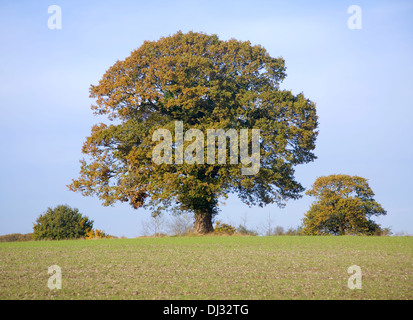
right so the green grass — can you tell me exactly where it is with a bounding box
[0,236,412,299]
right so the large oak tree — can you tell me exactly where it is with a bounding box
[69,31,318,233]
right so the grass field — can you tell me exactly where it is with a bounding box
[0,236,411,300]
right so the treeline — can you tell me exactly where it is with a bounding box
[141,212,393,238]
[0,233,33,242]
[220,223,302,236]
[141,215,307,237]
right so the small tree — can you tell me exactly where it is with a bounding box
[272,225,285,235]
[302,174,387,235]
[168,212,194,235]
[260,212,275,236]
[33,205,93,240]
[141,214,167,237]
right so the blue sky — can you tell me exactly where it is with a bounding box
[0,0,412,237]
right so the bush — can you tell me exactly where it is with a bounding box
[236,225,258,236]
[33,205,93,240]
[271,226,285,236]
[264,225,303,236]
[85,228,116,239]
[372,227,392,236]
[284,226,303,236]
[214,221,236,235]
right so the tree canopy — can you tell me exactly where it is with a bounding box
[69,31,318,233]
[302,174,387,235]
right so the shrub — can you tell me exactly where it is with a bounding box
[236,225,258,236]
[284,226,303,236]
[271,226,285,236]
[264,225,303,236]
[372,227,392,236]
[33,205,93,240]
[214,221,236,235]
[85,228,116,239]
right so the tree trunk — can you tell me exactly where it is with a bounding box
[194,210,214,234]
[338,223,344,235]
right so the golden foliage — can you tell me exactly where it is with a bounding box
[85,228,114,239]
[68,31,318,233]
[214,221,236,235]
[302,174,387,235]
